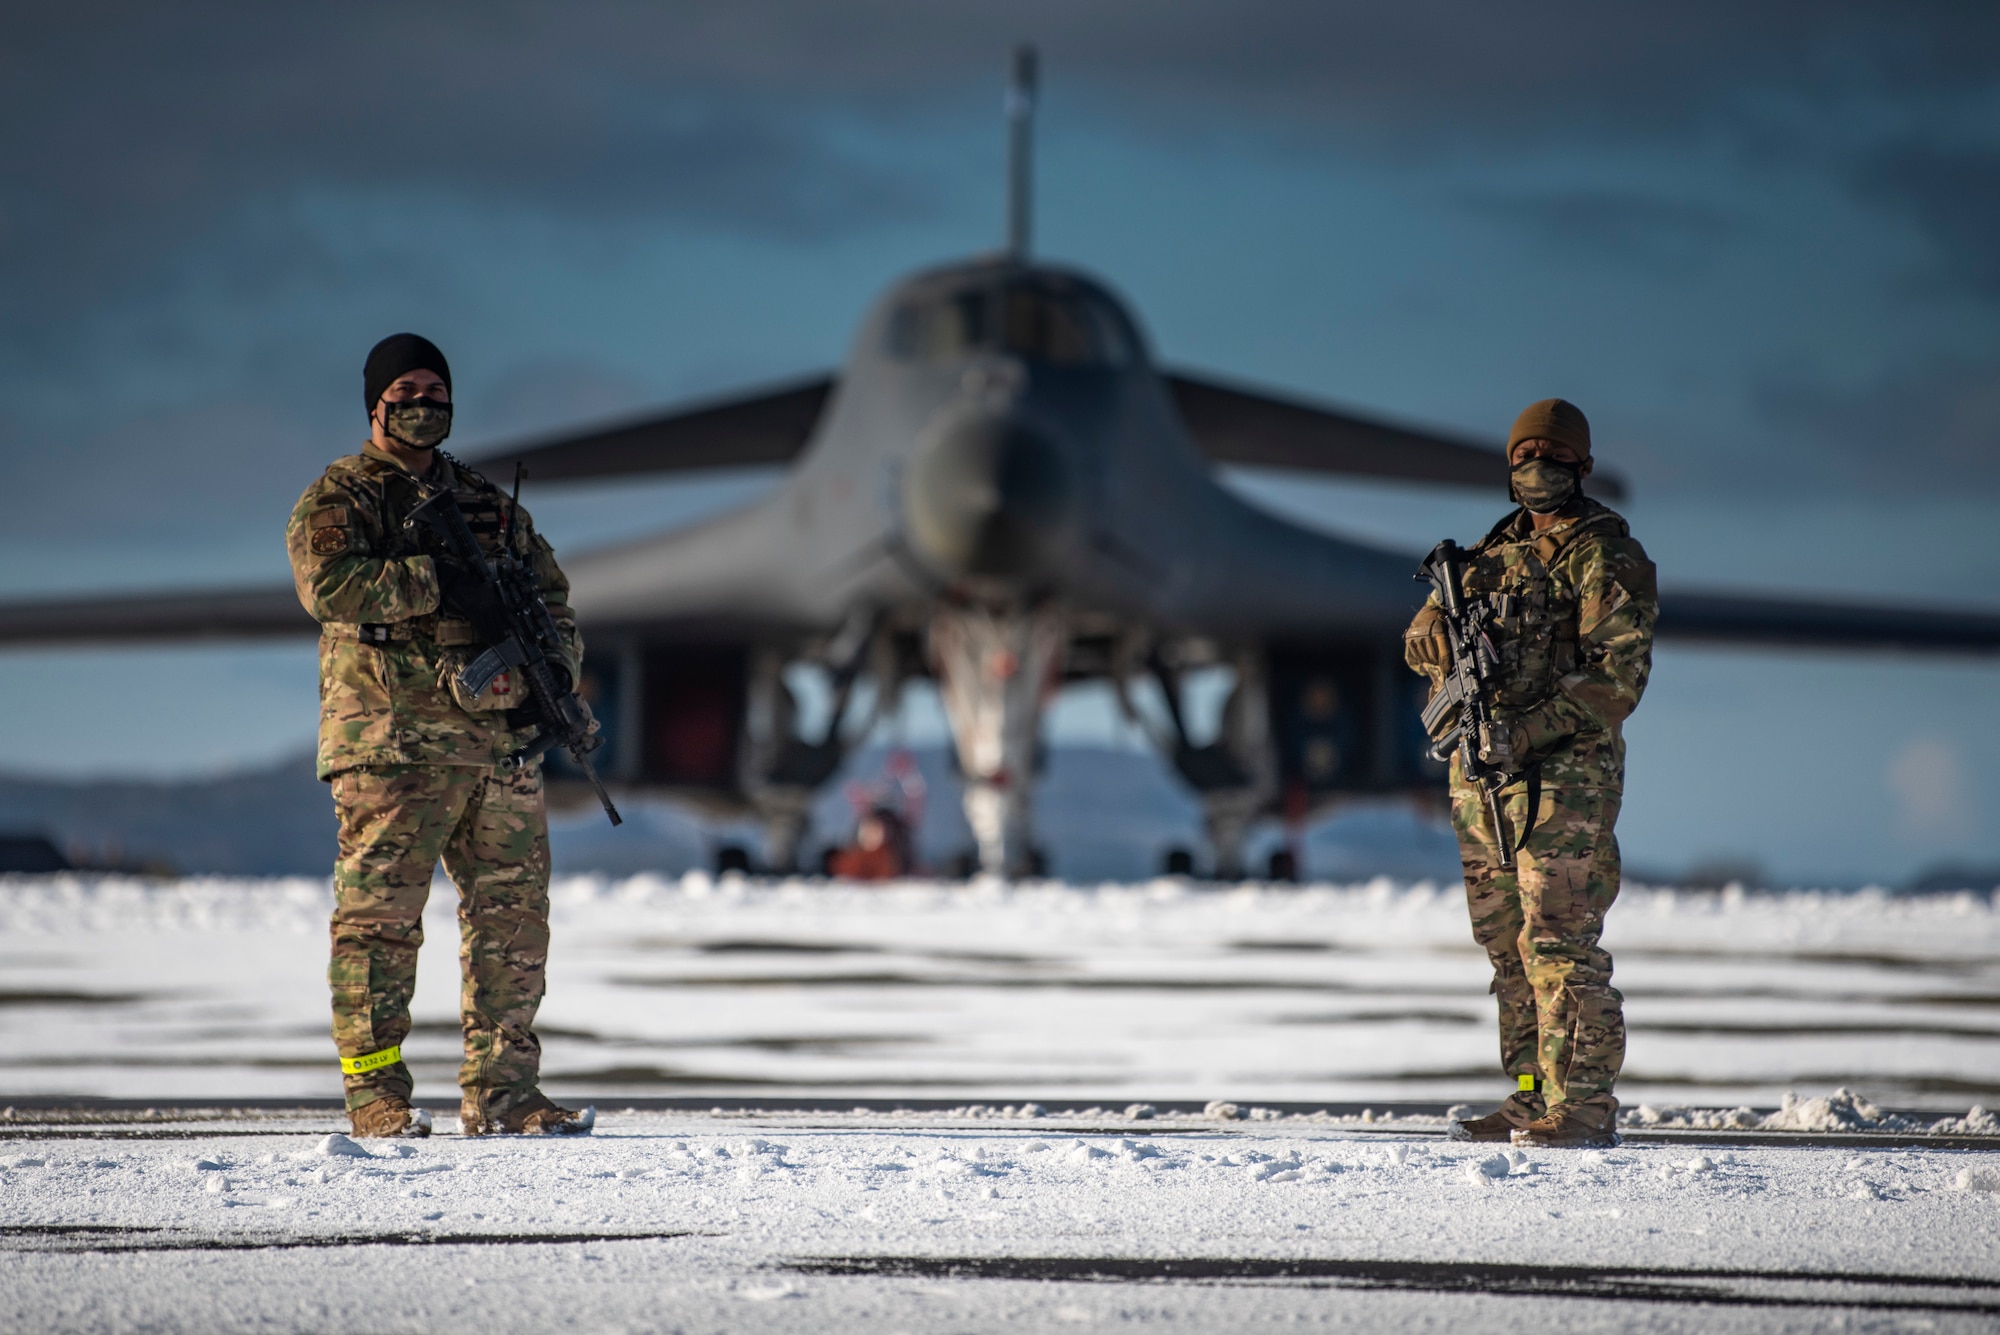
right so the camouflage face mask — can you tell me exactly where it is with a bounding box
[381,399,453,449]
[1509,457,1581,514]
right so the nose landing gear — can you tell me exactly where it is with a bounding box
[930,601,1066,878]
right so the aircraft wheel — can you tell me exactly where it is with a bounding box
[1162,848,1195,877]
[715,844,753,876]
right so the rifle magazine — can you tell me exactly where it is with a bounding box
[456,639,528,700]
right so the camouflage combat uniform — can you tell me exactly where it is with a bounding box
[1405,496,1657,1113]
[286,444,582,1120]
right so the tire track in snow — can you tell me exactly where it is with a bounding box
[787,1254,2000,1315]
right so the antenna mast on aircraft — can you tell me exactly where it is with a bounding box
[1005,44,1037,259]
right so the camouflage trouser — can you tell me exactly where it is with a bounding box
[1451,775,1625,1107]
[328,763,551,1112]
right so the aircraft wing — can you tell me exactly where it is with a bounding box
[1656,590,2000,654]
[1,578,1993,656]
[0,586,315,645]
[473,376,832,481]
[0,487,855,648]
[468,368,1635,505]
[1165,370,1629,502]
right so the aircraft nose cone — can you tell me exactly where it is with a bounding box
[904,414,1076,580]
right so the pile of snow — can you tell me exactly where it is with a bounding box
[1933,1106,2000,1135]
[314,1133,370,1158]
[1626,1089,2000,1136]
[1766,1088,1928,1133]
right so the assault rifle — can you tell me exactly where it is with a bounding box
[1416,539,1515,868]
[406,469,622,827]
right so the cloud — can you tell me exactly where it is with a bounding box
[472,361,660,443]
[1460,190,1741,272]
[1855,143,2000,297]
[18,4,1996,152]
[3,1,1996,525]
[4,3,1992,361]
[0,7,937,371]
[1751,356,2000,491]
[6,3,1993,324]
[0,400,325,546]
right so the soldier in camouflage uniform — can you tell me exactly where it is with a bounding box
[1404,398,1657,1148]
[287,333,592,1139]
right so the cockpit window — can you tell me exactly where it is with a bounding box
[1001,287,1119,365]
[886,279,1134,367]
[888,290,990,362]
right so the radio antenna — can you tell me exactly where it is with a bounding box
[500,462,526,552]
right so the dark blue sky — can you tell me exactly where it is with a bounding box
[3,2,1997,883]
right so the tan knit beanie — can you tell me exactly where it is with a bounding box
[1507,398,1591,458]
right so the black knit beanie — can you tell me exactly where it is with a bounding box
[363,333,452,414]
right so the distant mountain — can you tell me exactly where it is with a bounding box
[0,744,1465,883]
[0,756,335,876]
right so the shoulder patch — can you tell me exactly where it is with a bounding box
[309,525,351,556]
[307,506,350,529]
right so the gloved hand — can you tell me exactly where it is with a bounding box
[433,559,509,643]
[1403,603,1451,672]
[506,670,587,735]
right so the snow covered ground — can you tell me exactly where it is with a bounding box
[6,1106,2000,1332]
[4,874,1999,1331]
[3,874,1998,1110]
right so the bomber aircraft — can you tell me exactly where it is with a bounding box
[5,49,2000,878]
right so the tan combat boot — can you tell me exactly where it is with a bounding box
[1449,1089,1546,1142]
[1511,1099,1619,1148]
[460,1089,596,1137]
[348,1095,433,1138]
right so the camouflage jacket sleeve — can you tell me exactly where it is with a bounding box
[1513,530,1658,754]
[286,471,440,625]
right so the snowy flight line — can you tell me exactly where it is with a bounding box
[6,1106,2000,1331]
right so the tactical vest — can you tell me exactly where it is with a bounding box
[320,450,524,654]
[1461,503,1630,709]
[329,451,517,568]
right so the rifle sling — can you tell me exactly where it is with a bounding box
[1519,762,1541,856]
